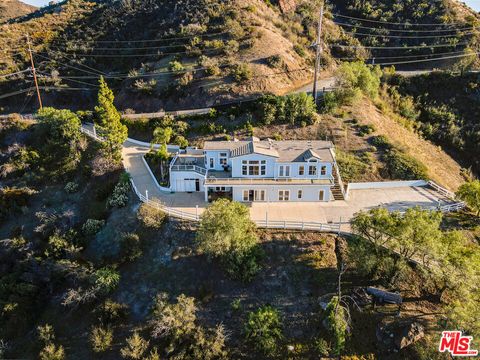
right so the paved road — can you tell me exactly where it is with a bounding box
[121,136,453,230]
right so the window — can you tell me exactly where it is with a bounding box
[279,190,290,201]
[209,158,214,168]
[279,165,290,177]
[254,190,266,201]
[299,166,305,176]
[319,190,325,201]
[309,165,317,176]
[320,165,327,176]
[243,190,250,202]
[242,160,266,176]
[297,190,303,199]
[220,153,228,166]
[215,187,226,192]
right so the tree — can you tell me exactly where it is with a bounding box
[456,180,480,216]
[36,107,83,175]
[196,199,261,281]
[94,267,120,293]
[325,296,348,356]
[334,61,382,105]
[90,326,113,352]
[95,76,128,161]
[153,126,173,145]
[151,293,197,340]
[244,305,283,356]
[120,332,149,359]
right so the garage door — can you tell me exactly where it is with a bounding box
[184,179,196,192]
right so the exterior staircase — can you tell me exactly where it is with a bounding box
[331,163,346,201]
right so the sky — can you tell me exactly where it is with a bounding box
[20,0,480,11]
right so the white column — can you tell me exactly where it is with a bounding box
[204,186,209,202]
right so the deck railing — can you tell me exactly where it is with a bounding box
[205,177,334,185]
[171,164,207,175]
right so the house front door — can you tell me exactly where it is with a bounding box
[195,179,200,192]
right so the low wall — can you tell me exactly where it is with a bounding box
[126,138,180,153]
[345,180,428,199]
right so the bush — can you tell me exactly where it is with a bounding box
[137,203,166,229]
[95,299,129,325]
[94,267,120,293]
[314,338,331,357]
[108,173,131,208]
[90,326,113,353]
[169,60,185,72]
[64,182,79,194]
[320,92,340,114]
[370,135,392,149]
[266,55,283,68]
[82,219,105,236]
[357,124,376,136]
[383,149,429,180]
[245,305,283,356]
[120,233,142,261]
[336,150,368,182]
[39,343,65,360]
[0,187,37,220]
[231,63,253,82]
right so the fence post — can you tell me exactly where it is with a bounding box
[339,216,342,235]
[265,211,268,228]
[284,220,286,229]
[145,190,149,202]
[196,205,199,220]
[302,221,305,230]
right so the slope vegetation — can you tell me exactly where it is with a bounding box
[0,0,36,23]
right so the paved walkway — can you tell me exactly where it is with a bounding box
[122,139,453,227]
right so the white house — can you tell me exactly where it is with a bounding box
[168,137,345,203]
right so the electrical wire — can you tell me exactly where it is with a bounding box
[0,69,31,78]
[370,51,479,66]
[341,29,477,39]
[332,41,470,50]
[332,20,478,33]
[332,12,466,27]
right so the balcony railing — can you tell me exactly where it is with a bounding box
[205,177,334,185]
[170,165,207,175]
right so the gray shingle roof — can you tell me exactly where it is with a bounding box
[204,140,334,162]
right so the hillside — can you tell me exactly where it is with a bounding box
[330,0,480,69]
[0,0,36,23]
[0,0,365,113]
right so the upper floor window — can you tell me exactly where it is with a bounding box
[209,158,214,168]
[309,165,317,176]
[219,153,228,166]
[320,165,327,176]
[242,160,266,176]
[298,166,305,176]
[279,165,290,177]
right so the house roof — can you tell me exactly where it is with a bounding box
[203,140,334,162]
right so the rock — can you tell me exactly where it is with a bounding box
[395,322,425,350]
[279,0,297,13]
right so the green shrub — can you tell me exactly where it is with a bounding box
[357,124,376,136]
[245,305,283,356]
[64,182,79,194]
[314,338,331,357]
[137,203,166,229]
[320,92,340,114]
[94,267,120,293]
[266,55,283,68]
[95,299,129,324]
[120,233,142,261]
[0,187,37,220]
[108,173,131,208]
[90,326,113,353]
[82,219,105,236]
[336,151,368,182]
[231,63,253,82]
[370,135,392,149]
[383,149,428,180]
[169,60,185,72]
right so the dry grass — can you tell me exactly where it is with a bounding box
[348,98,465,191]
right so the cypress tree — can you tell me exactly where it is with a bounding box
[95,76,128,161]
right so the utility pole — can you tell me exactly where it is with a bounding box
[26,33,43,110]
[312,2,324,103]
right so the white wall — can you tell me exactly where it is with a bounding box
[232,185,332,202]
[204,150,230,171]
[170,171,205,192]
[230,154,277,178]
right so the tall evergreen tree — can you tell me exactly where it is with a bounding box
[95,76,128,161]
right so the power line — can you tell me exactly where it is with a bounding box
[332,12,466,27]
[338,49,471,60]
[35,47,224,58]
[34,52,106,76]
[0,68,31,78]
[373,51,479,66]
[37,71,100,88]
[342,29,477,39]
[333,20,478,33]
[332,41,470,50]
